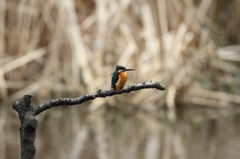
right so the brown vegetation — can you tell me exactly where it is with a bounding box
[1,0,240,108]
[0,0,240,158]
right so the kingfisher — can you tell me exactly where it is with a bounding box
[111,65,135,91]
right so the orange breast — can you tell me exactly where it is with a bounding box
[115,72,128,91]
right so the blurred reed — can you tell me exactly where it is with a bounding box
[0,0,240,108]
[1,0,240,158]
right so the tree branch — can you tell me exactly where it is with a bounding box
[34,82,165,116]
[12,82,165,159]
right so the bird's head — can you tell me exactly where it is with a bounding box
[114,65,135,73]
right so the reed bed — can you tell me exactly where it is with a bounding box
[0,0,240,158]
[0,0,240,108]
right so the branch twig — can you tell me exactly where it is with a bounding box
[34,82,165,116]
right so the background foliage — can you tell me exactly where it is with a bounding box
[0,0,240,158]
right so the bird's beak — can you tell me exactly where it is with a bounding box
[125,69,135,71]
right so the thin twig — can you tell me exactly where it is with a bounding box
[34,82,165,116]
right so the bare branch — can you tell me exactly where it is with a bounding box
[12,82,165,158]
[34,82,165,116]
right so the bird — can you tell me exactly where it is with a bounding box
[111,65,135,91]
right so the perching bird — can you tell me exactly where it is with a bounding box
[111,65,135,91]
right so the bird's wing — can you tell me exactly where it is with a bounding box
[111,72,119,88]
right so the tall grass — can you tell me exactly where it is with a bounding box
[0,0,240,108]
[1,0,240,158]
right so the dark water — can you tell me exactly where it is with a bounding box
[5,106,240,159]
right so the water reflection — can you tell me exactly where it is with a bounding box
[33,106,240,159]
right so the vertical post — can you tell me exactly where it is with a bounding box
[13,95,37,159]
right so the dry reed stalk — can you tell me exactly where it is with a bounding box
[63,0,94,90]
[188,88,240,104]
[0,70,7,101]
[211,59,239,74]
[0,0,5,60]
[1,80,37,102]
[0,47,46,74]
[216,45,240,62]
[9,81,42,102]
